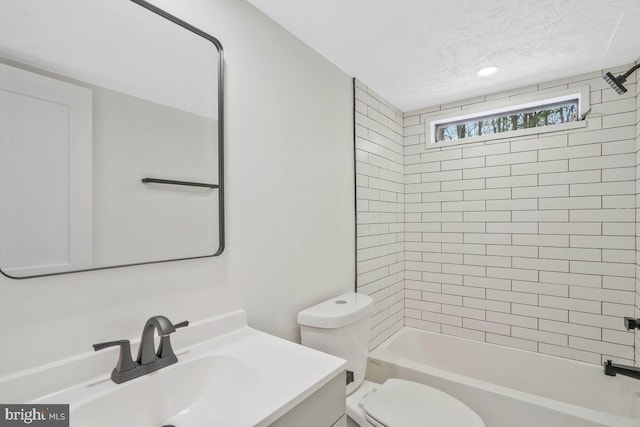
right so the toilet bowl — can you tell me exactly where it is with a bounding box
[298,293,485,427]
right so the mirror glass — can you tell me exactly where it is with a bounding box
[0,0,224,278]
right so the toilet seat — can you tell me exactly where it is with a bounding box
[362,379,484,427]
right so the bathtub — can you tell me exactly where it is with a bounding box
[366,327,640,427]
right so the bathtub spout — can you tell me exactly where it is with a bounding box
[604,360,640,381]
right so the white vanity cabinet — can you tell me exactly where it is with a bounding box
[270,373,346,427]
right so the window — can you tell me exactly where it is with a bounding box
[435,99,578,142]
[426,86,589,145]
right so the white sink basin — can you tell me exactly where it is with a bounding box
[3,310,346,427]
[70,355,260,427]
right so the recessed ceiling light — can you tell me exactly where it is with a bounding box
[476,66,499,77]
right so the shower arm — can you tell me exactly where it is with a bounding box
[619,63,640,80]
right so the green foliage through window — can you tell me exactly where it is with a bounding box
[435,99,578,142]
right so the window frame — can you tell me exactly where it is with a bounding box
[425,86,590,146]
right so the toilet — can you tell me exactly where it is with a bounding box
[298,292,485,427]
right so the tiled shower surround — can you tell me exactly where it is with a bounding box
[355,80,405,349]
[635,66,640,367]
[356,62,640,365]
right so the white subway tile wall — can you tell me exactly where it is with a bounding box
[357,62,639,365]
[402,66,638,365]
[635,61,640,367]
[355,80,405,349]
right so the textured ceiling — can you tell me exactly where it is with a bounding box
[245,0,640,111]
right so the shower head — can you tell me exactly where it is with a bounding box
[603,72,627,95]
[603,63,640,95]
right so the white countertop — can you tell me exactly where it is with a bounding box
[0,310,347,426]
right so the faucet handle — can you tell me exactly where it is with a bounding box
[624,317,640,330]
[157,320,188,359]
[92,339,138,383]
[93,339,128,352]
[174,320,189,329]
[604,359,616,376]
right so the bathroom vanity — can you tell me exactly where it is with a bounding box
[271,375,347,427]
[0,310,347,426]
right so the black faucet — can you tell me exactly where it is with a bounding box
[93,316,188,384]
[603,360,640,381]
[138,316,179,365]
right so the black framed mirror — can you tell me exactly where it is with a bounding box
[0,0,224,278]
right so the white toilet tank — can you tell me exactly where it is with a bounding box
[298,292,373,395]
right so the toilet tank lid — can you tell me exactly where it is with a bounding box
[298,292,373,328]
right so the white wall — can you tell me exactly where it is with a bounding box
[0,0,354,375]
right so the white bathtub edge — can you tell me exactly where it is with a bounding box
[369,327,639,427]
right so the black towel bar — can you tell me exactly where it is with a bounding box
[141,178,218,189]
